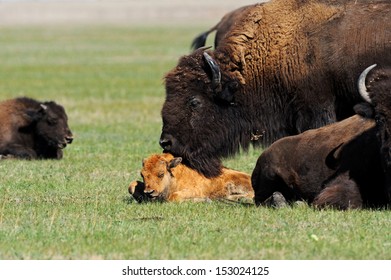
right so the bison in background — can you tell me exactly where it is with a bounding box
[252,65,391,210]
[191,5,251,50]
[0,97,73,159]
[128,153,253,203]
[160,0,391,178]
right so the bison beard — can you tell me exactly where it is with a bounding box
[160,126,243,178]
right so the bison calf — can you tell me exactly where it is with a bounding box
[128,153,253,203]
[0,97,73,159]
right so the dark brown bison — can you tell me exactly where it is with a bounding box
[252,65,391,209]
[160,0,391,177]
[0,97,73,159]
[191,5,251,50]
[250,114,386,208]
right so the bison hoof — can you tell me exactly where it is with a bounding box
[263,192,288,208]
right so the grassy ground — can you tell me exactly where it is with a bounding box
[0,25,390,260]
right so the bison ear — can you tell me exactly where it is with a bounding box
[168,157,182,170]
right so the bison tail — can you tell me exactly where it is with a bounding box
[191,31,212,50]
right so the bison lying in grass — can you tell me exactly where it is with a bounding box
[252,65,391,210]
[251,114,380,209]
[128,153,253,203]
[0,97,73,159]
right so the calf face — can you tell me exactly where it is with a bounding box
[139,153,182,201]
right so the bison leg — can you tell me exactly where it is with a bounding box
[251,167,291,206]
[225,182,254,203]
[0,145,37,159]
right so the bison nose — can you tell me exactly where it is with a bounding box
[65,135,73,144]
[159,135,173,151]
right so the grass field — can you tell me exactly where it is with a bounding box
[0,24,390,260]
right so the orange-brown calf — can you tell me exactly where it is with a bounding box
[128,153,253,202]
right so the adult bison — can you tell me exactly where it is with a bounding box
[160,0,391,177]
[0,97,73,159]
[252,65,391,209]
[251,114,385,208]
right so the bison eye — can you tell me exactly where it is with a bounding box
[188,97,202,109]
[157,172,165,178]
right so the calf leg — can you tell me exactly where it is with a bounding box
[252,168,293,206]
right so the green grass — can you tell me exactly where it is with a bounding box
[0,25,390,260]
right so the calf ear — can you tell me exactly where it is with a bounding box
[168,157,182,170]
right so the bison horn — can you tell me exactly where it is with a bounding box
[40,104,48,111]
[358,64,377,103]
[203,52,221,89]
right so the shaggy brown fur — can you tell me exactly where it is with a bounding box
[0,97,73,159]
[128,153,253,202]
[160,0,391,177]
[313,172,363,210]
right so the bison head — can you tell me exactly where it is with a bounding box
[30,101,73,157]
[160,48,243,177]
[358,65,391,168]
[139,153,182,201]
[358,64,391,201]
